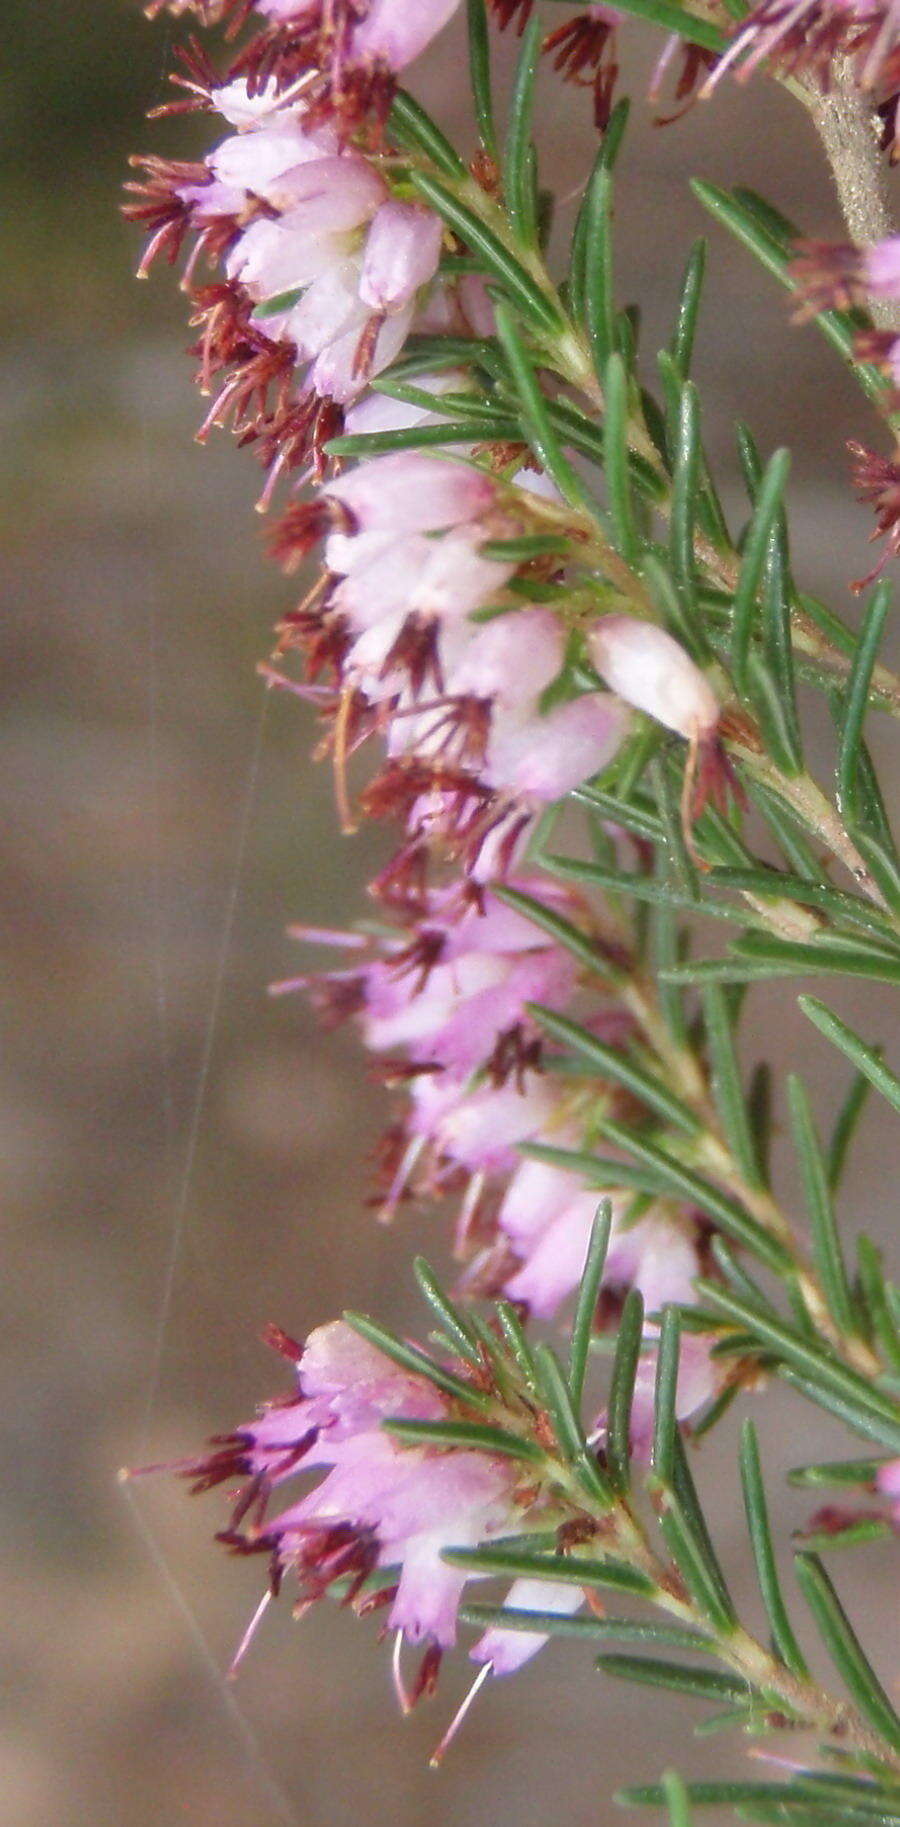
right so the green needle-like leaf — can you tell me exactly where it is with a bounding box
[534,1342,615,1506]
[702,983,765,1189]
[495,1299,540,1393]
[652,1306,682,1485]
[662,1771,695,1827]
[493,299,597,510]
[607,1287,645,1486]
[799,996,900,1117]
[668,381,704,644]
[529,1004,701,1134]
[458,1607,711,1654]
[493,883,621,977]
[389,89,466,176]
[413,1258,482,1367]
[325,418,519,457]
[444,1544,656,1594]
[691,182,888,404]
[618,1778,900,1817]
[730,446,792,691]
[670,240,707,378]
[604,351,640,565]
[583,159,616,376]
[857,1235,900,1375]
[839,582,893,827]
[410,172,563,332]
[740,1419,808,1677]
[787,1075,857,1337]
[787,1456,889,1489]
[503,10,542,247]
[343,1312,491,1410]
[595,1654,750,1705]
[568,1199,613,1411]
[794,1553,900,1752]
[597,1120,791,1272]
[693,1283,900,1451]
[384,1417,545,1462]
[466,0,496,154]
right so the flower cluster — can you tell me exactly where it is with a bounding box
[184,1316,581,1697]
[125,42,464,494]
[276,868,711,1321]
[182,1308,720,1705]
[271,447,650,878]
[126,0,735,1710]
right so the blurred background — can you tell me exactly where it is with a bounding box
[2,4,898,1823]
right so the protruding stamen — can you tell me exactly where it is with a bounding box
[229,1589,272,1679]
[429,1661,493,1767]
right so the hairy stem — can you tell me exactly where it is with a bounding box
[810,68,900,334]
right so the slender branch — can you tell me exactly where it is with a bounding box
[810,67,900,335]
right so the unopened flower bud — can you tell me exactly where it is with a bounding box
[587,617,719,739]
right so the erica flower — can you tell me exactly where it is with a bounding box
[145,0,464,126]
[587,618,719,742]
[224,152,443,402]
[279,877,580,1081]
[126,74,448,492]
[623,1332,723,1461]
[184,1318,539,1686]
[272,452,630,872]
[498,1157,702,1321]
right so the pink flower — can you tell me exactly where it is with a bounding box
[360,202,445,312]
[877,1459,900,1520]
[325,452,499,535]
[407,1072,563,1178]
[471,1577,584,1675]
[623,1333,722,1461]
[186,1318,525,1663]
[865,239,900,301]
[358,882,579,1077]
[227,157,387,297]
[587,617,719,739]
[499,1159,701,1320]
[349,0,464,69]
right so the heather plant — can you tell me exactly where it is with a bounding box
[125,0,900,1817]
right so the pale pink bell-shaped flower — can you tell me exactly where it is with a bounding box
[484,692,630,802]
[326,452,498,535]
[209,118,338,203]
[360,201,444,312]
[350,0,464,69]
[343,367,473,437]
[356,882,578,1077]
[471,1577,584,1675]
[625,1332,722,1461]
[185,1318,523,1660]
[588,617,719,739]
[309,302,415,401]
